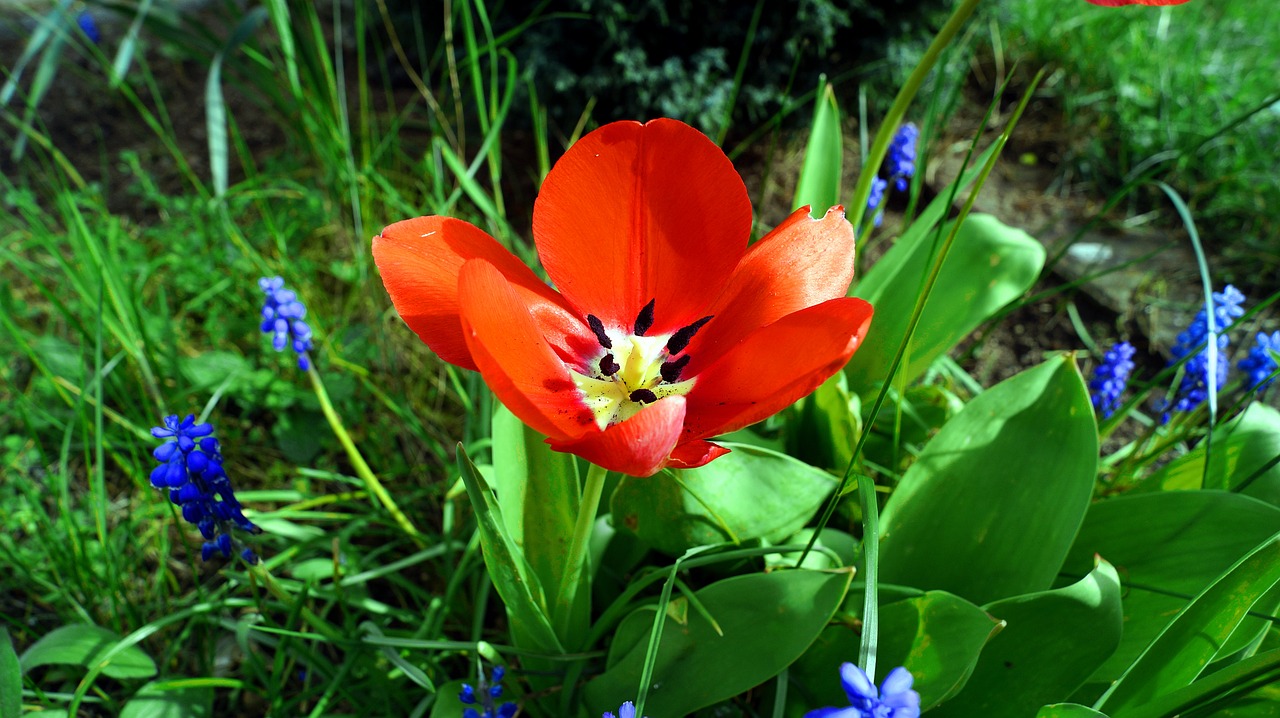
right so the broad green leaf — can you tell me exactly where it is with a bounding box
[793,590,999,712]
[1061,491,1280,684]
[1097,530,1280,713]
[19,624,156,680]
[611,443,834,555]
[1117,647,1280,718]
[178,351,251,392]
[1147,403,1280,502]
[1037,705,1109,718]
[847,213,1045,394]
[491,406,586,646]
[1,628,19,718]
[584,570,851,717]
[455,447,562,653]
[879,355,1097,604]
[788,372,862,472]
[119,680,212,718]
[793,81,842,217]
[430,679,469,718]
[934,559,1123,718]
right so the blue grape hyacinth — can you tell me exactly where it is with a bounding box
[1090,341,1137,419]
[603,702,646,718]
[76,11,101,44]
[886,123,919,192]
[1239,330,1280,393]
[866,176,888,228]
[150,415,260,562]
[259,276,314,371]
[1163,285,1246,418]
[805,663,920,718]
[459,665,517,718]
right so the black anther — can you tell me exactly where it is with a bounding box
[633,299,656,336]
[660,354,691,383]
[599,353,620,376]
[629,388,658,404]
[666,315,713,355]
[587,314,612,349]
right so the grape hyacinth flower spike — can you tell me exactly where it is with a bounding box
[866,176,888,228]
[886,122,919,192]
[603,702,646,718]
[1239,330,1280,393]
[805,663,920,718]
[459,665,517,718]
[1162,284,1246,419]
[259,276,314,370]
[150,414,260,562]
[1089,341,1137,419]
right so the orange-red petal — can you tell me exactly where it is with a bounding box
[457,259,598,440]
[681,297,874,441]
[548,396,687,477]
[532,119,752,333]
[684,205,856,377]
[373,216,592,370]
[667,440,732,470]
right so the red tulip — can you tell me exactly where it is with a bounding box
[1083,0,1189,5]
[373,119,873,476]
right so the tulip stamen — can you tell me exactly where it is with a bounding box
[587,314,612,349]
[633,299,656,336]
[666,315,713,355]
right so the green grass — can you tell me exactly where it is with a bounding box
[991,0,1280,287]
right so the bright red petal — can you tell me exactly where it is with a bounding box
[667,440,731,469]
[548,396,687,477]
[684,206,856,378]
[458,259,598,441]
[1083,0,1189,4]
[681,298,874,441]
[373,216,593,370]
[533,119,752,333]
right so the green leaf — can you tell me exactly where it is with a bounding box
[934,559,1123,718]
[119,680,213,718]
[879,355,1098,604]
[847,213,1045,394]
[1,629,20,718]
[1061,491,1280,685]
[455,447,562,653]
[19,624,156,680]
[1116,647,1280,718]
[429,679,469,718]
[1096,530,1280,714]
[794,590,998,712]
[1036,705,1110,718]
[585,569,851,717]
[178,351,251,392]
[611,443,834,555]
[1146,403,1280,502]
[793,81,842,218]
[206,7,269,198]
[788,371,862,472]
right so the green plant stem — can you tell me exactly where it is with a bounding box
[847,0,982,231]
[248,561,346,643]
[308,366,425,547]
[552,461,609,640]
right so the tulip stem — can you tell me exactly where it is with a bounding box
[553,461,609,642]
[308,366,426,548]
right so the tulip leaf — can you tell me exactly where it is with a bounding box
[2,628,19,718]
[847,213,1044,395]
[933,559,1123,718]
[455,446,562,653]
[119,680,213,718]
[491,406,588,647]
[792,590,999,712]
[584,569,851,717]
[788,371,862,472]
[878,355,1097,605]
[1096,530,1280,714]
[793,81,843,218]
[19,624,156,680]
[611,443,834,555]
[1036,705,1109,718]
[1060,491,1280,687]
[1146,403,1280,502]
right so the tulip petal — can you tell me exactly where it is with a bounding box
[667,439,731,469]
[682,297,874,441]
[374,216,594,370]
[533,119,752,333]
[548,396,687,477]
[684,206,856,377]
[458,259,598,440]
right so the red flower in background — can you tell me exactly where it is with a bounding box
[1083,0,1189,5]
[373,119,872,476]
